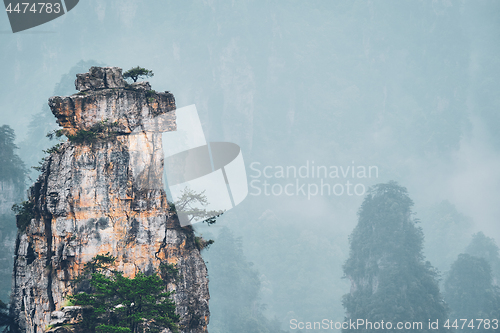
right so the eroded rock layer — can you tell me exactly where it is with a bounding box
[10,67,210,333]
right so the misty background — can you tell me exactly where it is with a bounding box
[1,0,499,331]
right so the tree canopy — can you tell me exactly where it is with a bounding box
[444,253,500,331]
[67,254,179,333]
[123,66,154,83]
[342,181,447,332]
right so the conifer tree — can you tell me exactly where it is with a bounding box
[68,254,180,333]
[123,66,154,83]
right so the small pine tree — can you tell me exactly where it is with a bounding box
[123,66,154,83]
[170,187,224,225]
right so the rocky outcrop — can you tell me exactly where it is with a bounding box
[50,67,175,137]
[74,66,126,91]
[10,67,210,333]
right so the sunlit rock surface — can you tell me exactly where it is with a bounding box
[10,67,210,333]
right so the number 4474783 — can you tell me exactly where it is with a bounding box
[5,3,61,14]
[444,319,499,330]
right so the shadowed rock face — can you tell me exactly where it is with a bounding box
[10,67,210,333]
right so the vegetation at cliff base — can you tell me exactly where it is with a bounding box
[123,66,154,83]
[68,254,179,333]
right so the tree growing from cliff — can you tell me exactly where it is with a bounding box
[68,254,179,333]
[169,187,224,226]
[342,181,447,333]
[444,254,500,332]
[123,66,154,83]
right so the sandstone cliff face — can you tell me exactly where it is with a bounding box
[10,67,210,333]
